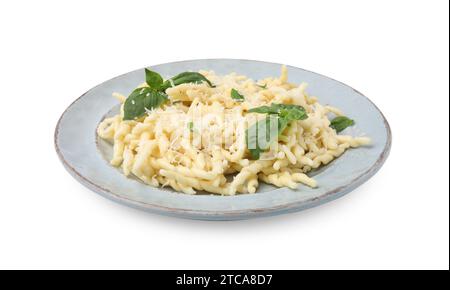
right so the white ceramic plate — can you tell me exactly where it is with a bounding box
[55,59,391,220]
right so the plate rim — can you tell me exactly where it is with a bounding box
[54,58,392,220]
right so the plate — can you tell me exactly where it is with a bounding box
[55,59,391,220]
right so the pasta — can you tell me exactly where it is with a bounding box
[97,66,370,195]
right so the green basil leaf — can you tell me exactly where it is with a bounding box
[246,103,308,159]
[277,117,290,134]
[258,116,278,150]
[188,121,194,132]
[248,105,279,114]
[160,72,215,91]
[172,72,215,87]
[231,88,245,101]
[248,147,261,160]
[144,90,168,111]
[123,87,168,120]
[248,103,308,120]
[330,116,355,133]
[246,115,280,160]
[145,68,164,90]
[246,122,262,160]
[278,105,308,121]
[123,88,150,121]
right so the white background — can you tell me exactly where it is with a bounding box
[0,0,448,270]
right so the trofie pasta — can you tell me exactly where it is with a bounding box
[97,66,371,195]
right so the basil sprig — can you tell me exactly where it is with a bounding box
[230,88,245,101]
[330,116,355,133]
[246,103,308,159]
[123,69,214,120]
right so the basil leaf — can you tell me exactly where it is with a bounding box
[248,103,308,120]
[246,121,260,159]
[123,88,149,121]
[246,115,280,160]
[144,90,168,111]
[123,87,168,120]
[246,103,308,159]
[277,117,290,134]
[248,148,261,160]
[278,105,308,121]
[330,116,355,133]
[172,72,215,87]
[188,121,194,132]
[248,105,279,114]
[160,72,215,91]
[231,88,245,101]
[145,68,164,90]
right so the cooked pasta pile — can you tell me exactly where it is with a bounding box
[97,66,370,195]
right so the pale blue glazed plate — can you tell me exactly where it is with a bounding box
[55,59,391,220]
